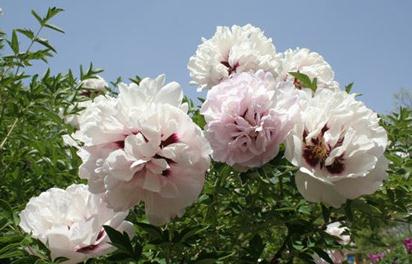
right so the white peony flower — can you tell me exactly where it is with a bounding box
[62,100,93,128]
[313,222,350,263]
[19,184,133,264]
[60,76,108,128]
[277,48,339,92]
[201,70,298,170]
[188,24,279,90]
[285,88,388,208]
[80,75,108,92]
[325,222,350,245]
[75,75,211,225]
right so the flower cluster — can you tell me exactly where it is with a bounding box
[19,23,389,263]
[191,24,388,207]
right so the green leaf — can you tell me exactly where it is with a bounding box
[128,75,141,85]
[16,28,35,40]
[44,24,65,34]
[103,226,135,257]
[11,30,19,54]
[35,37,56,53]
[351,199,382,215]
[177,225,209,244]
[136,222,163,241]
[289,71,317,92]
[248,234,264,259]
[321,204,330,223]
[45,7,64,23]
[31,10,43,25]
[312,77,318,91]
[345,82,354,93]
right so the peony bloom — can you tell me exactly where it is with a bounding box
[80,75,108,93]
[201,70,298,170]
[277,48,338,92]
[75,75,211,225]
[368,252,385,263]
[188,24,279,90]
[403,238,412,253]
[285,88,388,208]
[19,184,133,264]
[325,222,350,245]
[61,76,109,128]
[62,100,93,128]
[314,222,350,263]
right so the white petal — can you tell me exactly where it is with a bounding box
[295,171,347,208]
[105,149,136,182]
[333,156,388,199]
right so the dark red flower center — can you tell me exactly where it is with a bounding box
[293,78,303,89]
[221,61,239,76]
[76,229,105,253]
[302,125,345,174]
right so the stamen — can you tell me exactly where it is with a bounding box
[221,61,239,75]
[160,133,178,148]
[302,125,345,174]
[161,169,171,177]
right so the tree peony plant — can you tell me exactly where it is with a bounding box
[285,88,388,208]
[4,9,411,263]
[19,184,133,264]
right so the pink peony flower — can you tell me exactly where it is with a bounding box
[368,252,385,263]
[74,75,211,225]
[200,70,298,170]
[403,238,412,253]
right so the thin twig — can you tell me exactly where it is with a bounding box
[0,117,18,150]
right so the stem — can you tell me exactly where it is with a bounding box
[279,173,284,197]
[165,243,172,264]
[13,26,43,76]
[0,118,18,150]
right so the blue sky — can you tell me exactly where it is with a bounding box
[1,1,411,113]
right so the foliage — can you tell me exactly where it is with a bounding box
[0,7,411,264]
